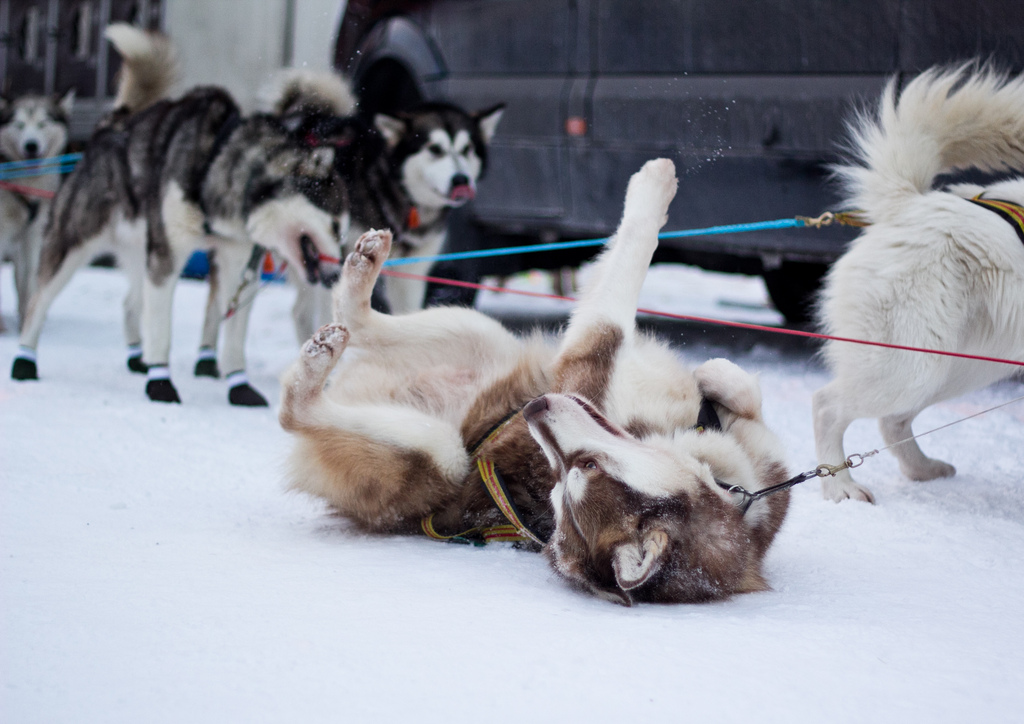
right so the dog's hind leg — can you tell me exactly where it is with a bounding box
[553,159,677,399]
[12,235,111,380]
[813,382,875,503]
[280,322,468,530]
[119,240,147,374]
[879,411,955,481]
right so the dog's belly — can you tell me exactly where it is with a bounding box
[328,360,484,422]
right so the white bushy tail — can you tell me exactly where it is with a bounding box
[256,68,358,117]
[104,23,178,113]
[834,64,1024,223]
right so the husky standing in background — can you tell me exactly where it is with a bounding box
[0,91,74,330]
[814,65,1024,503]
[222,71,502,345]
[369,102,503,315]
[280,160,792,605]
[10,24,346,406]
[193,69,364,364]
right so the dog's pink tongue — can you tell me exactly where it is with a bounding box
[449,184,475,202]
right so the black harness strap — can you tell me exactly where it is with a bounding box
[967,196,1024,246]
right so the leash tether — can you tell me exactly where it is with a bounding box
[721,392,1024,510]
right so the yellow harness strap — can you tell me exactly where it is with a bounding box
[420,409,547,546]
[968,195,1024,245]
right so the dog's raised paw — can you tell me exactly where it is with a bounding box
[624,159,678,225]
[349,229,393,268]
[303,323,349,360]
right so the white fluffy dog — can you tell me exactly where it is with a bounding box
[813,65,1024,503]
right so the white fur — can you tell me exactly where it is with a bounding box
[244,193,342,272]
[104,24,177,112]
[814,65,1024,502]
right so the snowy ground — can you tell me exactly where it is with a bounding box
[2,262,1023,723]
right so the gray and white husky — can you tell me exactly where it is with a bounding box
[0,91,74,330]
[10,25,346,406]
[281,160,792,605]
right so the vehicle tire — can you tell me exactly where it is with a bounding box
[762,261,829,325]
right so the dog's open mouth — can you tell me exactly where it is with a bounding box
[299,234,341,288]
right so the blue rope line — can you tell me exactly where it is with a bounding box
[0,153,82,181]
[382,217,807,267]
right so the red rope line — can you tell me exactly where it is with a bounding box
[381,269,1024,368]
[0,179,56,199]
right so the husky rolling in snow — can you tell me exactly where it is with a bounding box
[280,160,792,605]
[10,25,346,406]
[0,91,74,330]
[814,65,1024,503]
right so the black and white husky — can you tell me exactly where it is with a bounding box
[280,160,792,605]
[0,91,74,330]
[814,65,1024,502]
[10,25,346,406]
[284,93,504,341]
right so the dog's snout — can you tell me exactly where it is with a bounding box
[22,140,39,158]
[319,266,340,288]
[523,396,550,421]
[451,173,470,188]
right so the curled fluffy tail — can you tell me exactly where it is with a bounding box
[105,23,178,113]
[256,68,358,117]
[834,64,1024,223]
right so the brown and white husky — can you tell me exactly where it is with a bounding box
[280,159,792,605]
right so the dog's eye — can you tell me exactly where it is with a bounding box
[428,143,445,157]
[579,459,598,471]
[459,146,472,157]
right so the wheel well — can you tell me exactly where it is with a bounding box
[355,59,423,117]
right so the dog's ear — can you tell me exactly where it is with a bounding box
[56,88,75,119]
[473,104,504,145]
[612,528,669,592]
[373,113,406,149]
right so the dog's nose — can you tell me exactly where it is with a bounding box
[523,396,550,421]
[23,141,39,158]
[451,173,469,188]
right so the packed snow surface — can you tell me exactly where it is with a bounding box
[2,264,1023,723]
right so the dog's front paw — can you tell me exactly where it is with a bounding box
[348,229,393,271]
[821,475,876,504]
[624,159,678,226]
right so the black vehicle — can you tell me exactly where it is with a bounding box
[335,0,1024,321]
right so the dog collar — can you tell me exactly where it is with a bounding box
[968,195,1024,245]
